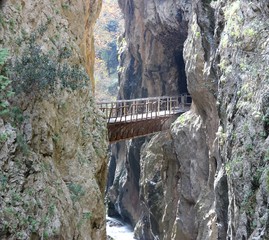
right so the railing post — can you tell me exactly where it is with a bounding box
[97,94,190,127]
[113,102,117,123]
[135,100,137,120]
[170,97,172,114]
[157,98,160,116]
[119,102,122,122]
[146,100,148,119]
[106,103,108,119]
[108,103,112,122]
[121,102,125,122]
[181,95,185,111]
[166,97,169,116]
[150,100,153,119]
[130,102,132,121]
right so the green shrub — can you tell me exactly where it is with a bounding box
[11,44,89,95]
[67,183,85,202]
[16,132,29,155]
[0,48,8,65]
[0,13,6,27]
[0,132,8,143]
[0,48,14,117]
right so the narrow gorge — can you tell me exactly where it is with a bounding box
[106,0,269,239]
[0,0,268,240]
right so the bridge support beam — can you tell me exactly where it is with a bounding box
[108,113,183,143]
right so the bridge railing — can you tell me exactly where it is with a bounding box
[97,94,191,123]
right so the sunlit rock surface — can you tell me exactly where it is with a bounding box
[0,0,108,239]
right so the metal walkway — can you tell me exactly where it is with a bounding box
[97,95,191,142]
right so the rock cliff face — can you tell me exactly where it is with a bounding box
[107,0,269,239]
[106,0,190,226]
[216,1,269,238]
[0,1,108,239]
[117,0,190,99]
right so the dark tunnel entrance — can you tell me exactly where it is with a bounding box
[176,50,189,95]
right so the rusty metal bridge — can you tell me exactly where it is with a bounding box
[97,95,191,142]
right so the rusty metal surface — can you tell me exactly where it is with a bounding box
[108,113,184,142]
[97,95,191,142]
[97,95,191,123]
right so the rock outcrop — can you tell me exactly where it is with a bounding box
[106,0,190,227]
[216,1,269,238]
[117,0,190,99]
[107,0,269,239]
[106,139,143,226]
[0,1,108,239]
[134,132,180,240]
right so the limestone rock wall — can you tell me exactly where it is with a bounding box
[106,0,190,227]
[117,0,190,99]
[0,1,108,239]
[136,112,215,240]
[108,0,269,239]
[106,140,142,226]
[217,1,269,238]
[134,131,181,240]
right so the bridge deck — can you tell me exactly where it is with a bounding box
[97,95,191,142]
[108,109,186,123]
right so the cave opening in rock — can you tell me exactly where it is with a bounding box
[175,50,188,95]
